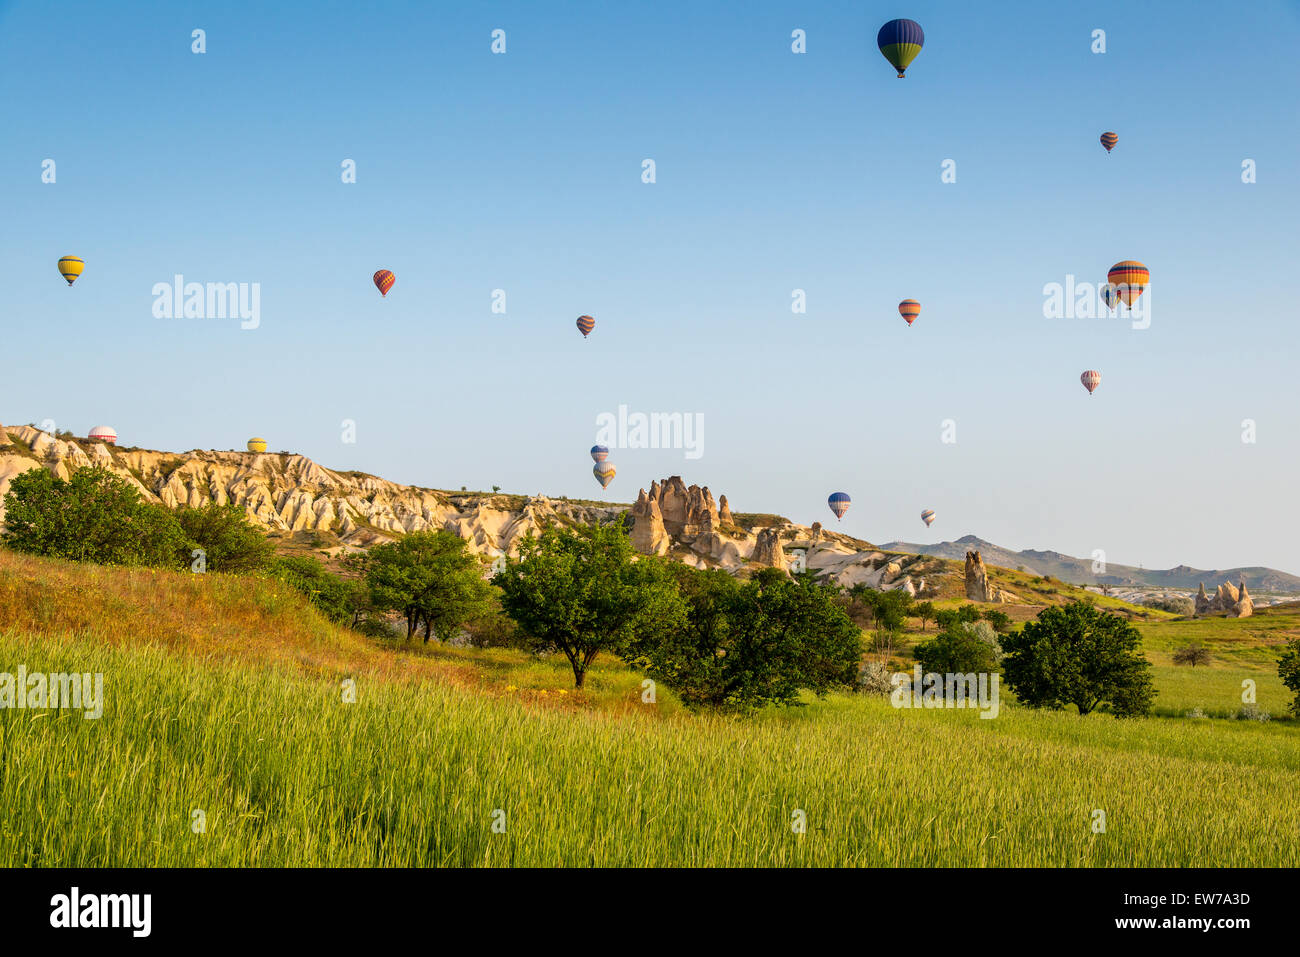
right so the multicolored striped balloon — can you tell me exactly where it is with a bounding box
[1080,370,1101,395]
[921,509,935,527]
[877,19,924,78]
[828,492,851,521]
[1100,283,1120,310]
[590,445,609,463]
[899,299,921,326]
[1107,261,1148,306]
[88,425,117,445]
[247,437,267,453]
[373,269,395,296]
[58,256,84,286]
[1100,131,1118,153]
[576,315,595,338]
[593,461,616,489]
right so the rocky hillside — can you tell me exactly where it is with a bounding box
[882,534,1300,595]
[0,424,939,592]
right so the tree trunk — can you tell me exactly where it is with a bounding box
[423,617,432,643]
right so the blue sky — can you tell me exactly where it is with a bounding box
[2,0,1298,572]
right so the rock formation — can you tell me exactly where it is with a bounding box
[1194,579,1253,617]
[963,549,1018,603]
[0,424,10,448]
[965,550,991,601]
[751,527,786,570]
[0,428,995,595]
[630,488,670,556]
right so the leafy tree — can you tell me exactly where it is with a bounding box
[913,600,936,631]
[2,465,189,568]
[1172,642,1212,667]
[632,564,862,709]
[934,604,981,630]
[1001,601,1155,717]
[175,502,276,573]
[496,523,685,688]
[913,620,1002,675]
[366,530,496,642]
[981,608,1012,634]
[1277,639,1300,717]
[848,585,912,631]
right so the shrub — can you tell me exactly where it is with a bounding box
[913,621,1002,675]
[858,660,894,696]
[1278,639,1300,717]
[1172,642,1211,667]
[1145,595,1195,616]
[2,466,189,568]
[175,503,276,573]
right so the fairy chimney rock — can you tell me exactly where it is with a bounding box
[965,550,991,602]
[752,527,786,570]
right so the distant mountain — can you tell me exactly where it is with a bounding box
[879,535,1300,594]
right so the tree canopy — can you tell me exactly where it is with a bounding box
[1001,601,1155,717]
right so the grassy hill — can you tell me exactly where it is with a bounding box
[1,549,1297,867]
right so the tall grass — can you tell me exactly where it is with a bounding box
[2,549,1298,867]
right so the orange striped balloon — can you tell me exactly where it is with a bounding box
[576,315,595,337]
[1100,131,1118,153]
[1106,261,1148,306]
[373,269,395,297]
[898,299,921,326]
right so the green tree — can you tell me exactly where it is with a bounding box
[365,530,496,642]
[913,600,936,631]
[496,523,685,688]
[632,564,862,709]
[176,502,276,573]
[1001,601,1155,717]
[2,466,189,568]
[934,604,981,630]
[913,620,1002,675]
[1278,639,1300,717]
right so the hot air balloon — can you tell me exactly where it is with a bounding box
[1100,131,1118,153]
[590,445,609,463]
[899,299,921,326]
[1100,283,1120,311]
[593,461,616,489]
[877,19,924,78]
[921,509,935,528]
[828,492,851,521]
[373,270,395,296]
[58,256,84,286]
[576,315,595,338]
[247,437,267,453]
[88,425,117,445]
[1081,370,1101,395]
[1106,261,1148,306]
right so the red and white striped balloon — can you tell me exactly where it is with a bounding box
[1080,370,1101,395]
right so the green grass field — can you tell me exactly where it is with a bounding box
[1,550,1297,867]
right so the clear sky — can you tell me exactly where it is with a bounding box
[2,1,1297,572]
